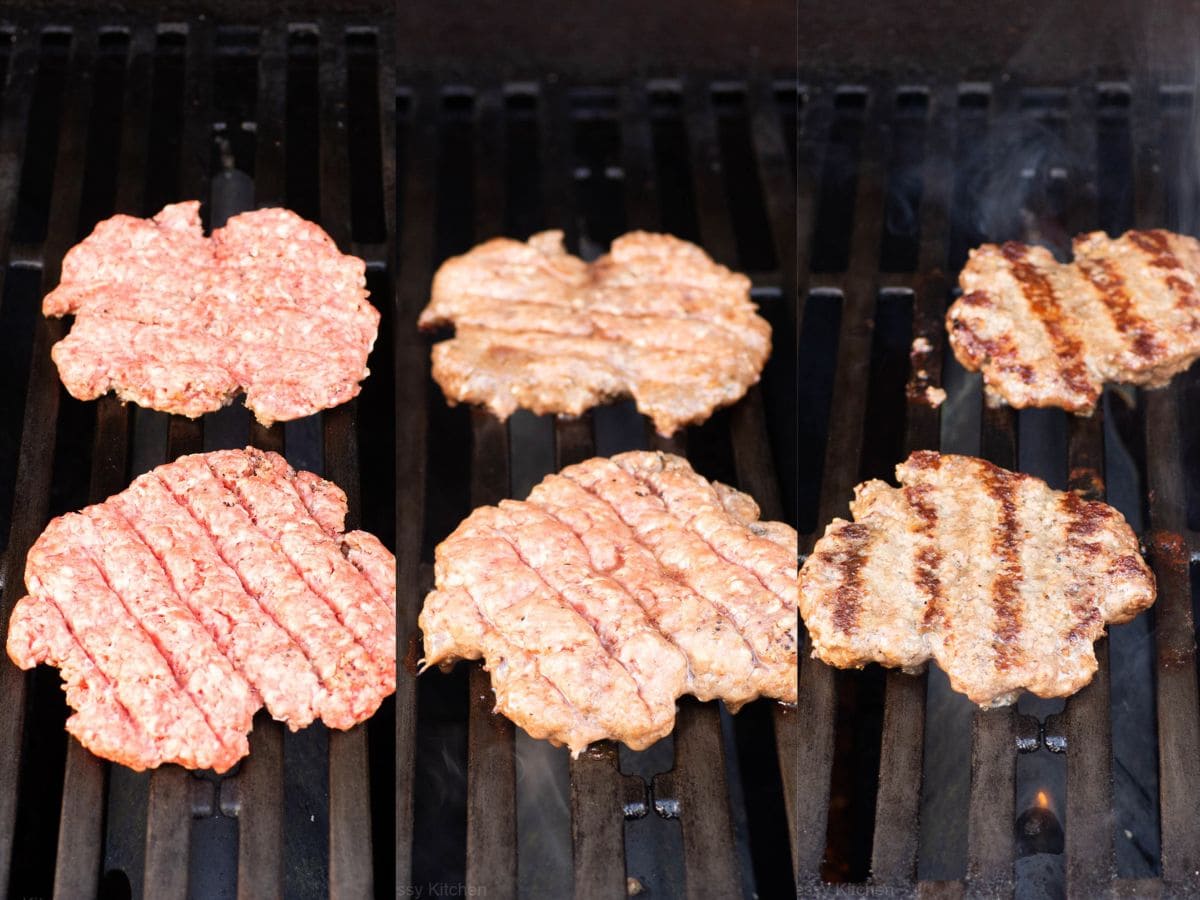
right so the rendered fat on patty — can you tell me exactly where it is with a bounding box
[5,448,396,773]
[798,451,1156,707]
[44,201,380,425]
[418,451,798,755]
[418,231,772,437]
[946,230,1200,412]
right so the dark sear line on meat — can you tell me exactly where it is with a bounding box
[946,229,1200,412]
[799,452,1156,708]
[418,451,798,756]
[1075,255,1163,361]
[1000,242,1094,400]
[5,448,396,772]
[904,483,946,629]
[817,523,871,636]
[983,465,1024,672]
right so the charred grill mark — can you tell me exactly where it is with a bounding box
[904,484,945,629]
[829,522,870,634]
[1062,490,1107,642]
[1076,256,1163,360]
[1128,229,1200,324]
[947,315,1036,383]
[1001,242,1095,399]
[985,468,1023,670]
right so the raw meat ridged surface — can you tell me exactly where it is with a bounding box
[419,451,798,755]
[799,451,1156,707]
[5,448,396,772]
[418,231,771,437]
[45,201,380,425]
[947,229,1200,412]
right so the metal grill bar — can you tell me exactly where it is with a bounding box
[869,82,954,889]
[1058,83,1118,897]
[1135,82,1200,893]
[795,81,888,890]
[0,28,55,890]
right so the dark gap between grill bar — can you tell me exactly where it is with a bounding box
[507,82,573,900]
[7,27,91,900]
[410,84,474,895]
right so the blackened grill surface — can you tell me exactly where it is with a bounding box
[0,15,394,900]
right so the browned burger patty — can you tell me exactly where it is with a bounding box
[5,448,396,772]
[418,451,798,754]
[418,231,771,437]
[799,452,1155,707]
[946,230,1200,412]
[45,202,380,425]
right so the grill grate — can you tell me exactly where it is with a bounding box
[394,75,797,897]
[794,74,1200,896]
[0,15,394,899]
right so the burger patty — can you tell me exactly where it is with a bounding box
[45,201,380,425]
[419,451,798,755]
[5,448,396,773]
[418,231,771,437]
[798,451,1156,707]
[946,230,1200,412]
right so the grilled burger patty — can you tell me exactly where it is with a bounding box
[5,448,396,773]
[419,451,798,755]
[45,201,380,425]
[418,231,771,437]
[946,230,1200,412]
[799,451,1155,707]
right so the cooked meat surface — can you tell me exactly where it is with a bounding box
[5,448,396,772]
[418,231,771,436]
[45,201,380,425]
[946,230,1200,412]
[419,451,798,754]
[799,452,1155,707]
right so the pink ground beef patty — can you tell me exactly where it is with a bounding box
[44,201,379,425]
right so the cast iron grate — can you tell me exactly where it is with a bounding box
[0,15,395,899]
[794,75,1200,897]
[393,74,798,898]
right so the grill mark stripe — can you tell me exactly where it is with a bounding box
[904,484,946,629]
[101,502,263,709]
[151,472,342,704]
[1001,242,1095,399]
[614,461,787,602]
[339,535,397,614]
[122,476,328,714]
[526,495,766,680]
[824,523,871,635]
[70,524,231,757]
[454,580,600,740]
[198,460,389,682]
[562,472,792,669]
[1127,229,1200,320]
[1075,255,1163,361]
[477,521,659,723]
[1061,491,1106,642]
[985,466,1024,671]
[208,456,395,637]
[37,596,160,765]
